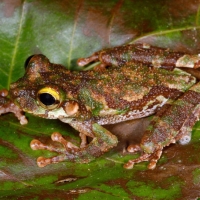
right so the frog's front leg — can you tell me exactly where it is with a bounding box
[124,83,200,170]
[0,89,28,125]
[30,123,118,167]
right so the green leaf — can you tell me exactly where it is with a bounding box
[1,0,200,199]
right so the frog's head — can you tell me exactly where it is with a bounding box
[10,54,79,120]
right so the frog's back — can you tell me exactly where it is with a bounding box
[67,64,196,123]
[76,64,195,107]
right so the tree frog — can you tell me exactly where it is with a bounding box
[1,43,200,170]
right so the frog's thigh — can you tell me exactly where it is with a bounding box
[125,84,200,169]
[175,82,200,144]
[177,104,200,145]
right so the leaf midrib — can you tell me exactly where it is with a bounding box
[7,1,26,89]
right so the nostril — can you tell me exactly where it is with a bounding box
[14,90,19,96]
[10,89,20,97]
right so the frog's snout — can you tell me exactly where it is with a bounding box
[9,87,32,103]
[9,82,21,98]
[9,87,21,99]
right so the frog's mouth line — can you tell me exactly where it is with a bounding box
[32,106,69,120]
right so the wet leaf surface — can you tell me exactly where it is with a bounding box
[0,0,200,199]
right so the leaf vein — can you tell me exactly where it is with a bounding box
[196,4,200,26]
[108,0,124,45]
[67,0,84,68]
[0,83,5,88]
[9,121,44,134]
[0,67,8,76]
[0,37,14,46]
[0,49,12,58]
[7,1,26,88]
[131,26,200,44]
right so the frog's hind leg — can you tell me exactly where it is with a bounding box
[176,103,200,145]
[173,83,200,146]
[77,51,108,71]
[124,147,163,170]
[125,81,200,170]
[77,52,101,67]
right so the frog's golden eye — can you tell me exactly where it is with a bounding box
[37,87,61,110]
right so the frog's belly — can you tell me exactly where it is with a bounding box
[97,100,166,125]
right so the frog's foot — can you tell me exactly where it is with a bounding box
[77,52,108,71]
[30,132,80,167]
[0,89,28,125]
[77,52,100,67]
[30,124,118,167]
[124,146,163,170]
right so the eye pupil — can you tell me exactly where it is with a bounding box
[37,87,61,110]
[39,93,55,106]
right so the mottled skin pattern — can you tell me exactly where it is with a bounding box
[1,43,200,169]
